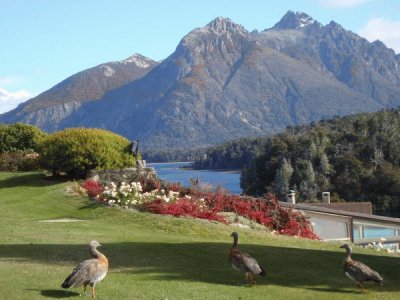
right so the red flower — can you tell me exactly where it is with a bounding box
[82,179,104,197]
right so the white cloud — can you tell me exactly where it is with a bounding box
[317,0,371,8]
[359,18,400,53]
[0,76,24,87]
[0,87,31,114]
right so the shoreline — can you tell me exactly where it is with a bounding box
[148,161,242,173]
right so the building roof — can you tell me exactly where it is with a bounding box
[307,202,372,215]
[279,201,400,225]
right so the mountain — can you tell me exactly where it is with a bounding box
[1,11,400,149]
[0,54,158,131]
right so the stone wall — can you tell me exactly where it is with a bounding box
[87,165,158,185]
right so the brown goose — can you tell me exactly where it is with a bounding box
[340,244,383,292]
[61,241,108,299]
[229,232,266,285]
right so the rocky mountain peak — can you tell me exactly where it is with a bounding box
[206,17,248,35]
[177,16,248,59]
[119,53,155,68]
[273,10,320,30]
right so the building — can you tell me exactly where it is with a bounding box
[282,191,400,249]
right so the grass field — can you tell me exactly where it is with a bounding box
[0,172,399,299]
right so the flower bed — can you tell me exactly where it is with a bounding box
[81,178,319,240]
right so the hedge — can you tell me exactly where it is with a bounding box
[38,128,135,178]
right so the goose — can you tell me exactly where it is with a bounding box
[61,241,108,298]
[229,232,266,285]
[340,243,383,292]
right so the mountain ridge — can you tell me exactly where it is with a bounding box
[0,53,158,131]
[1,11,400,149]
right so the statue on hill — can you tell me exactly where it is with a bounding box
[130,139,139,161]
[130,139,146,167]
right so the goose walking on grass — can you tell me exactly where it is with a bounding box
[229,232,266,285]
[61,241,108,299]
[340,243,383,292]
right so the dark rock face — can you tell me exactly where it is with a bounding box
[2,12,400,150]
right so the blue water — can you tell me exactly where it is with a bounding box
[147,162,242,194]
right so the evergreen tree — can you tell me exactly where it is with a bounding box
[274,158,294,199]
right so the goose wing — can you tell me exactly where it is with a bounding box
[230,249,264,275]
[240,252,265,275]
[345,260,383,283]
[62,258,107,288]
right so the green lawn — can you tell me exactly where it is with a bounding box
[0,172,399,299]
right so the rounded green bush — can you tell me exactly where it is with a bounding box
[0,122,47,153]
[38,128,135,178]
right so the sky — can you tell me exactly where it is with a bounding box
[1,0,400,114]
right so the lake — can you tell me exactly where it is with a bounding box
[147,162,242,194]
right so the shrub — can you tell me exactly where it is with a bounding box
[0,123,47,153]
[38,128,135,178]
[200,190,319,239]
[0,150,40,171]
[81,177,319,240]
[82,179,104,198]
[143,198,227,223]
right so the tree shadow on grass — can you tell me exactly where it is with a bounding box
[306,287,359,294]
[2,242,400,294]
[0,173,65,188]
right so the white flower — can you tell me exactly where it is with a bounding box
[185,195,192,200]
[169,191,179,199]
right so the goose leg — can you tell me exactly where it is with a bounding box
[252,274,257,285]
[91,286,95,299]
[357,282,364,293]
[249,273,255,286]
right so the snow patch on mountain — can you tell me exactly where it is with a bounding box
[122,54,151,68]
[271,11,320,30]
[298,13,315,28]
[103,65,116,77]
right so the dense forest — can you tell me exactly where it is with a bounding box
[193,109,400,217]
[142,148,206,163]
[191,137,268,169]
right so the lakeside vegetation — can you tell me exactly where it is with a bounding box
[192,109,400,217]
[1,172,400,299]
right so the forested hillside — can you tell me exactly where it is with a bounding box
[195,109,400,217]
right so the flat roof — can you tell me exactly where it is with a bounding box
[279,201,400,225]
